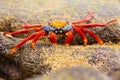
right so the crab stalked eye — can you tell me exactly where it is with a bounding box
[54,30,58,33]
[59,29,63,33]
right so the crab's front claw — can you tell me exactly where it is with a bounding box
[22,24,43,29]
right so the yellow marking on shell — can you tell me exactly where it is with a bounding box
[51,21,67,28]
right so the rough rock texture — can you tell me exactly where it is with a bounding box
[89,47,120,73]
[0,33,120,80]
[27,66,111,80]
[0,33,51,80]
[0,0,120,80]
[108,67,120,80]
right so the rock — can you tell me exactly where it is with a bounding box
[88,47,120,73]
[0,0,120,80]
[0,32,120,80]
[0,33,51,80]
[27,66,111,80]
[108,67,120,80]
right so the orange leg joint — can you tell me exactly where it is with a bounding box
[82,29,103,45]
[10,33,37,55]
[31,30,45,49]
[73,26,87,46]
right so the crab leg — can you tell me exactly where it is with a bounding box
[74,19,117,28]
[82,29,103,44]
[31,30,45,49]
[65,31,73,45]
[49,32,57,44]
[4,29,31,35]
[22,24,43,29]
[73,26,87,46]
[4,27,42,35]
[72,12,93,24]
[10,33,38,55]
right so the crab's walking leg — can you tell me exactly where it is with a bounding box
[10,33,37,55]
[72,12,93,24]
[4,27,42,35]
[32,30,45,49]
[75,19,117,28]
[22,24,42,29]
[65,31,73,45]
[49,32,57,44]
[4,29,31,35]
[73,26,87,46]
[82,29,103,44]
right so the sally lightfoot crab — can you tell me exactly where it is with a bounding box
[4,12,117,55]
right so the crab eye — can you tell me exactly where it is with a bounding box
[59,30,63,33]
[54,30,58,34]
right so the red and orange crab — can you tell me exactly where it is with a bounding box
[4,12,116,55]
